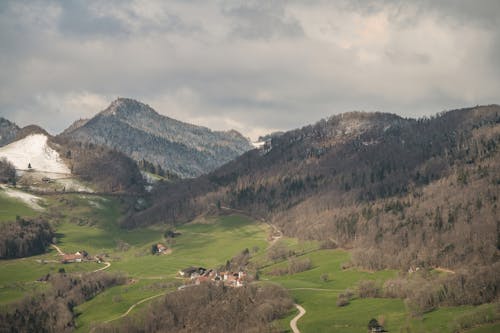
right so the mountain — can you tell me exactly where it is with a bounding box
[0,117,20,147]
[61,118,89,135]
[61,98,253,178]
[0,123,144,193]
[124,105,500,271]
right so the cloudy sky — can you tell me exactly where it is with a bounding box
[1,0,499,140]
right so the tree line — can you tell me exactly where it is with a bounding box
[0,271,126,332]
[0,157,16,184]
[0,217,54,259]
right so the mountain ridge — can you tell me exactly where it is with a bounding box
[61,98,253,178]
[124,104,500,272]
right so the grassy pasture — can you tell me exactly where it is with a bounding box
[0,191,37,222]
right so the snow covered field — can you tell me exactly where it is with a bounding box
[0,134,70,174]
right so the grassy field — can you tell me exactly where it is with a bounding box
[74,215,269,331]
[1,191,498,332]
[261,248,499,333]
[261,249,405,333]
[0,191,37,222]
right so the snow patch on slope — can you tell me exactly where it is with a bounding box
[0,134,70,174]
[0,185,44,211]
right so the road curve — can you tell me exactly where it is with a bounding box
[89,292,166,332]
[290,304,306,333]
[105,292,166,323]
[93,262,111,272]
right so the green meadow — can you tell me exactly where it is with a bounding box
[0,191,498,332]
[0,191,37,222]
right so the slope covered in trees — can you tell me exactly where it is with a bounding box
[0,217,54,259]
[0,117,20,147]
[52,137,145,193]
[0,272,126,332]
[124,105,500,273]
[95,283,293,333]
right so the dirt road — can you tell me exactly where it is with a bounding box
[290,304,306,333]
[51,244,64,255]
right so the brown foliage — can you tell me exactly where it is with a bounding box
[52,137,144,193]
[0,217,54,258]
[357,280,381,298]
[95,283,293,333]
[0,272,126,332]
[0,157,15,184]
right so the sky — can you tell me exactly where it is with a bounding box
[1,0,499,140]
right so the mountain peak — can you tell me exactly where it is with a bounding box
[100,98,159,118]
[16,125,50,141]
[61,98,253,178]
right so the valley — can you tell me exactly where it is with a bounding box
[0,105,499,332]
[0,187,498,332]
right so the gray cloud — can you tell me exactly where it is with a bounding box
[0,0,499,140]
[57,0,128,38]
[222,0,303,39]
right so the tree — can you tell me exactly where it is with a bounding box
[151,244,158,255]
[0,157,15,184]
[368,318,379,330]
[28,162,32,169]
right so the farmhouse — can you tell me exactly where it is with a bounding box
[157,243,168,253]
[61,253,83,263]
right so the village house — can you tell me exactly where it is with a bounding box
[61,253,83,264]
[178,266,248,288]
[178,266,207,278]
[60,250,89,264]
[157,243,168,254]
[188,269,248,288]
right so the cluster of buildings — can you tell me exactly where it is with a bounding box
[179,266,248,288]
[60,250,105,264]
[61,250,87,263]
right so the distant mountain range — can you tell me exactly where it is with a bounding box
[61,98,253,178]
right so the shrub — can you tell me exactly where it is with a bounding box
[268,241,290,261]
[288,257,312,274]
[357,280,381,298]
[336,294,349,307]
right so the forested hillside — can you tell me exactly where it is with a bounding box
[125,105,500,272]
[53,136,145,193]
[0,117,20,147]
[0,217,54,259]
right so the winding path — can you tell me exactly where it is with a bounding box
[51,244,64,256]
[104,292,167,323]
[93,262,111,272]
[290,304,306,333]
